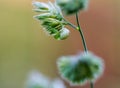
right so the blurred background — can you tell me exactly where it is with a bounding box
[0,0,120,88]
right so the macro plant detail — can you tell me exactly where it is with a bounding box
[32,0,105,88]
[26,71,66,88]
[57,52,104,86]
[32,1,70,40]
[56,0,89,14]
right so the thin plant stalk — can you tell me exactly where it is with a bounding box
[90,82,94,88]
[75,12,94,88]
[75,12,88,52]
[64,14,88,51]
[64,13,94,88]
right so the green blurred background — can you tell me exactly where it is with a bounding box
[0,0,120,88]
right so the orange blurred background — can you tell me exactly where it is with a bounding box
[0,0,120,88]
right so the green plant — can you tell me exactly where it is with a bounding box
[32,0,104,88]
